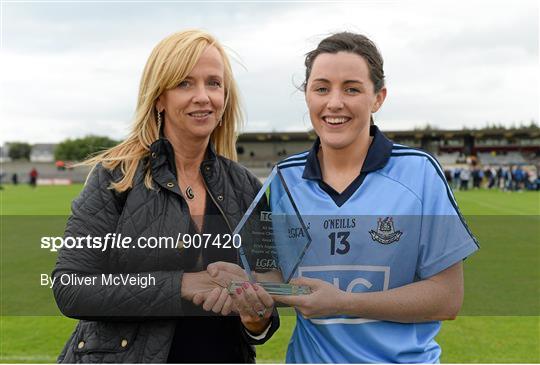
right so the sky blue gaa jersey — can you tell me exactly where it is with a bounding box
[270,125,479,364]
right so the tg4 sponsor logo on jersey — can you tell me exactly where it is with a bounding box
[298,265,390,324]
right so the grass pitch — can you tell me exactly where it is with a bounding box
[1,184,539,363]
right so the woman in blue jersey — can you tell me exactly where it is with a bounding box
[270,32,479,363]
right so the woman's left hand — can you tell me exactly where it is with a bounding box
[273,277,347,318]
[232,282,274,335]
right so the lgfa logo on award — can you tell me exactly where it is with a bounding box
[369,217,403,244]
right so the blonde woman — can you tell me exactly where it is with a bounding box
[53,30,277,363]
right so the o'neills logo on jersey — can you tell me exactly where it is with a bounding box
[369,217,403,244]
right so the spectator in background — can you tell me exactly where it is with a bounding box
[11,173,18,185]
[460,166,470,190]
[29,168,38,188]
[484,166,495,189]
[56,160,66,171]
[490,166,497,189]
[510,166,517,191]
[496,166,503,189]
[513,165,525,191]
[452,167,461,190]
[534,170,540,191]
[483,166,490,188]
[503,166,513,191]
[444,169,452,185]
[471,166,483,189]
[524,169,533,190]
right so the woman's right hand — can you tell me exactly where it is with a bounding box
[180,271,217,301]
[189,262,249,315]
[181,262,248,315]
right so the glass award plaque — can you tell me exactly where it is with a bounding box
[228,166,312,296]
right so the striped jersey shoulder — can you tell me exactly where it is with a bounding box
[392,143,436,157]
[378,144,450,201]
[390,144,446,173]
[276,150,309,169]
[390,145,479,247]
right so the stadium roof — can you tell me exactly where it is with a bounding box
[237,128,540,142]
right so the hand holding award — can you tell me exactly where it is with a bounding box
[228,167,312,296]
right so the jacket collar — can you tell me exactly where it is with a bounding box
[149,135,219,193]
[302,124,393,181]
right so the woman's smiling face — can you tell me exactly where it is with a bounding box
[305,51,386,150]
[157,45,225,141]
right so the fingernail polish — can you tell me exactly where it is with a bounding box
[242,282,250,289]
[236,288,242,295]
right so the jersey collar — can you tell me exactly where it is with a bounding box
[302,124,393,181]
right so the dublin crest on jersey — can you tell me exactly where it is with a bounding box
[369,217,402,244]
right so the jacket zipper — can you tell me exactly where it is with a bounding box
[200,173,241,266]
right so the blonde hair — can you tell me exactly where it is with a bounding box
[83,29,242,192]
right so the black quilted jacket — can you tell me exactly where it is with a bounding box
[52,138,279,363]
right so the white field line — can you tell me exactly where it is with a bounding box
[0,354,56,361]
[457,194,536,216]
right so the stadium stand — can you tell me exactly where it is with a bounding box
[436,152,460,165]
[2,127,539,182]
[478,152,526,165]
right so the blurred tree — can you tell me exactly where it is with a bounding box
[54,136,119,161]
[413,123,438,131]
[7,142,32,160]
